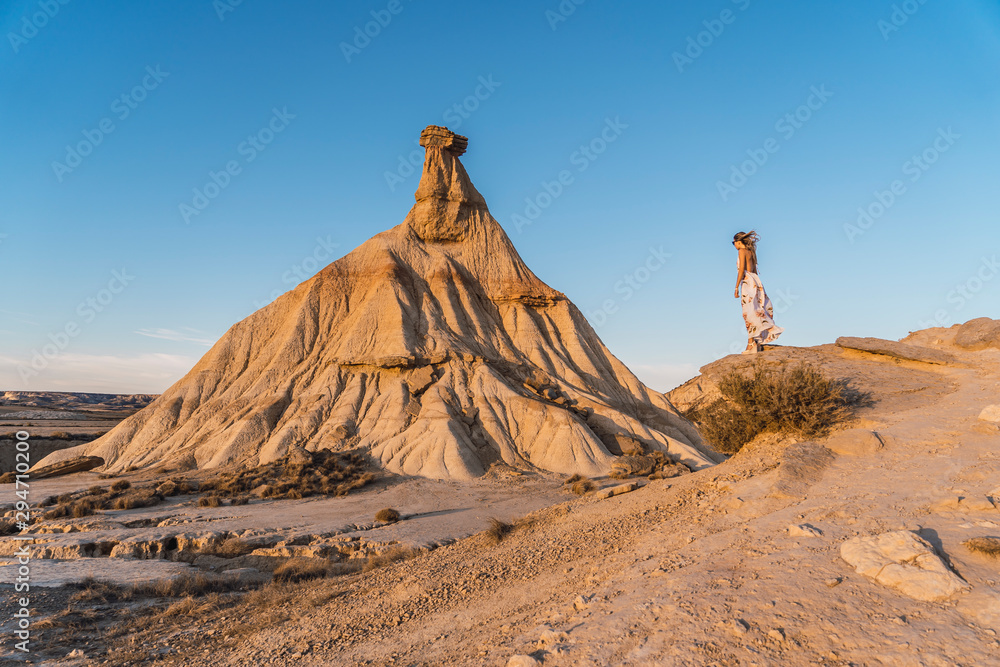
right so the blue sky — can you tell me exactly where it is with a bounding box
[1,0,998,394]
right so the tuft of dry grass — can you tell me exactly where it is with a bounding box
[273,558,329,584]
[110,480,131,492]
[564,473,584,485]
[375,507,400,523]
[570,478,595,495]
[687,362,860,454]
[363,546,421,572]
[486,517,514,544]
[964,536,1000,557]
[198,495,223,508]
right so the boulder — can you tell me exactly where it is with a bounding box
[840,530,968,602]
[954,317,1000,350]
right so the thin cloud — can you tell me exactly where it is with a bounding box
[0,352,195,394]
[134,327,215,346]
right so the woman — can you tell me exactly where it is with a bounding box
[733,231,783,353]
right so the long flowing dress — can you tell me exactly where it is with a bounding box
[741,271,784,345]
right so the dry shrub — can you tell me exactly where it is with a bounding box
[570,479,595,495]
[486,517,514,544]
[273,558,329,584]
[564,473,584,485]
[688,362,858,454]
[110,480,131,492]
[964,537,1000,557]
[231,496,250,506]
[375,508,400,523]
[49,431,73,440]
[202,538,253,558]
[112,489,163,511]
[71,500,94,518]
[199,449,374,502]
[198,495,223,508]
[0,472,16,484]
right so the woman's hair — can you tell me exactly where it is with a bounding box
[733,230,760,269]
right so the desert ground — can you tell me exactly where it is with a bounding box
[4,323,1000,666]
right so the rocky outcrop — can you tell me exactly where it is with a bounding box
[29,456,104,480]
[835,336,958,366]
[840,530,968,602]
[35,125,719,480]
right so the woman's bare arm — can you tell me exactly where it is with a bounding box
[734,249,746,298]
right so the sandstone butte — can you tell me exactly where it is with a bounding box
[35,126,721,480]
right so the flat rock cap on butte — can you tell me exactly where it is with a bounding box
[420,125,468,156]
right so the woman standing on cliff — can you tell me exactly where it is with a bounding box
[733,231,783,353]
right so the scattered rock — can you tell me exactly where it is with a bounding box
[406,366,436,395]
[286,446,312,466]
[596,482,640,500]
[840,530,969,602]
[979,405,1000,423]
[574,595,592,611]
[767,628,786,642]
[930,496,997,513]
[726,618,749,636]
[538,629,568,645]
[788,523,823,538]
[822,428,884,456]
[825,577,843,588]
[507,655,540,667]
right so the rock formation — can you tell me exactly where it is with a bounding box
[35,126,720,479]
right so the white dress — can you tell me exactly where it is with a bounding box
[741,270,784,345]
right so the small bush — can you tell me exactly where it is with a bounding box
[112,489,163,511]
[203,538,253,558]
[571,479,595,495]
[965,537,1000,558]
[689,362,857,454]
[71,500,95,518]
[231,496,249,506]
[111,480,131,492]
[375,508,400,523]
[198,496,222,508]
[486,517,514,544]
[49,431,73,440]
[564,473,584,485]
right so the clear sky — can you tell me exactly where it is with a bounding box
[1,0,998,394]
